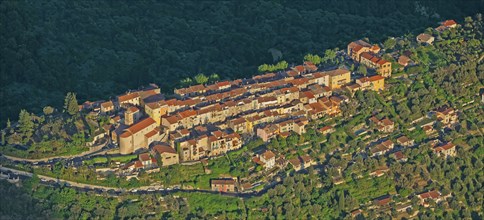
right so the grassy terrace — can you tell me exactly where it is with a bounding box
[335,175,397,203]
[83,155,138,166]
[1,142,89,159]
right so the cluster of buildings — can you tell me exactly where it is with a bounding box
[78,35,400,168]
[347,40,392,77]
[417,20,458,45]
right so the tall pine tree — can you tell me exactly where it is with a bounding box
[18,109,34,142]
[64,92,79,116]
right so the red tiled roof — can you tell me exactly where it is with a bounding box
[262,150,276,160]
[164,115,179,124]
[134,160,143,168]
[418,190,441,199]
[120,117,156,138]
[371,45,380,51]
[398,55,411,66]
[178,109,197,119]
[139,153,150,162]
[303,91,315,99]
[118,93,139,103]
[152,144,177,154]
[289,158,301,166]
[369,75,385,81]
[294,65,305,73]
[300,155,312,163]
[360,52,389,66]
[394,151,406,160]
[442,20,457,27]
[128,106,139,113]
[101,101,114,108]
[144,128,160,138]
[319,125,333,133]
[381,118,394,126]
[376,197,391,206]
[434,142,455,152]
[397,136,410,144]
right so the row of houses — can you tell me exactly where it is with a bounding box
[347,39,392,77]
[89,48,388,160]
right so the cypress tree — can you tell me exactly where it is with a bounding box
[64,92,79,116]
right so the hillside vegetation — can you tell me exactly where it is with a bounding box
[1,0,484,126]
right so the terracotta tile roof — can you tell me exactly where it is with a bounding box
[152,144,177,154]
[418,190,441,199]
[442,20,457,27]
[139,90,158,99]
[375,196,392,206]
[324,68,350,77]
[319,125,333,133]
[290,78,310,86]
[313,72,328,79]
[369,75,385,81]
[164,115,179,124]
[292,65,304,73]
[303,91,315,99]
[120,117,156,138]
[289,158,301,166]
[393,151,406,160]
[397,136,410,144]
[144,128,160,138]
[180,129,190,135]
[371,44,380,51]
[216,81,231,88]
[128,106,139,113]
[434,142,455,152]
[101,101,114,108]
[417,33,433,42]
[178,109,197,119]
[211,179,235,185]
[353,44,363,52]
[382,140,393,148]
[134,160,143,168]
[398,55,411,66]
[258,96,277,103]
[145,101,165,109]
[300,155,312,163]
[118,93,139,103]
[262,150,276,160]
[381,118,394,126]
[436,107,454,115]
[139,153,151,162]
[360,52,389,66]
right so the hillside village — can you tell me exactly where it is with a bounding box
[82,40,391,174]
[1,17,483,219]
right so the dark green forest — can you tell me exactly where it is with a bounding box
[1,0,484,126]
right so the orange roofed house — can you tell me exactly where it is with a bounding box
[100,101,115,114]
[347,40,380,62]
[253,150,276,170]
[359,52,392,77]
[355,75,385,91]
[435,107,458,126]
[119,117,160,154]
[416,33,435,45]
[211,178,236,192]
[118,92,140,108]
[435,19,457,32]
[151,144,180,166]
[433,142,456,158]
[417,190,443,207]
[325,68,351,90]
